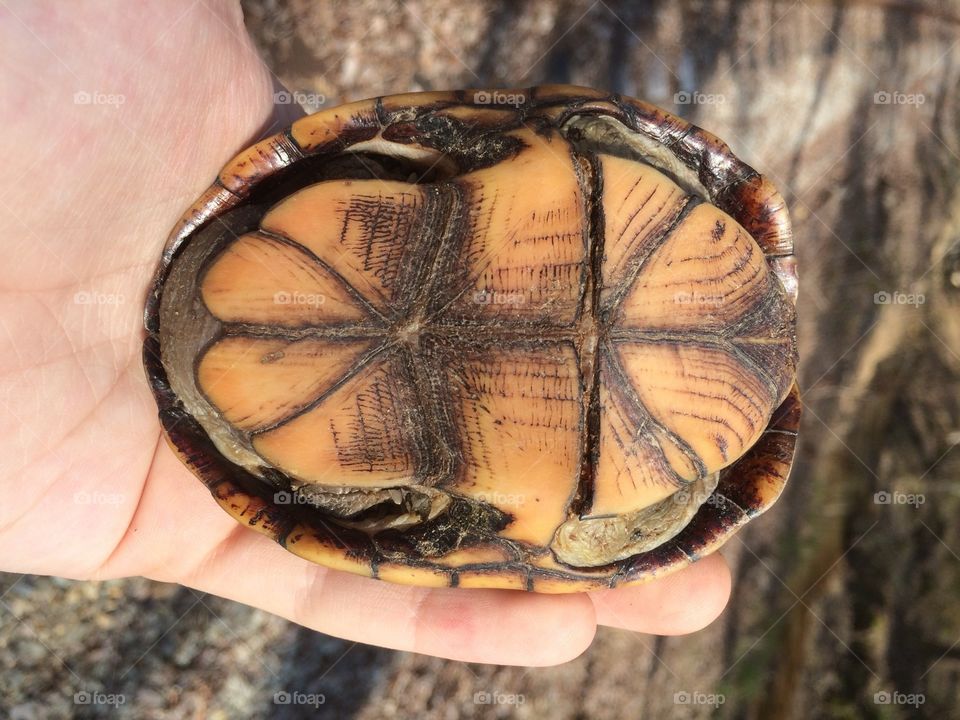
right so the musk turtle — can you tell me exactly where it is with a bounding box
[144,86,800,592]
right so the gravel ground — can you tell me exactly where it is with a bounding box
[0,573,395,719]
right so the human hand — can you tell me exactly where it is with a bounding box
[0,0,730,665]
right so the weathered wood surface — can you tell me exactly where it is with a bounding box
[240,1,960,717]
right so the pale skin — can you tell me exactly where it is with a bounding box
[0,1,731,665]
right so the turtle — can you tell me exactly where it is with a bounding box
[143,85,800,593]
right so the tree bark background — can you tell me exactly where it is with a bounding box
[3,1,960,719]
[241,1,960,718]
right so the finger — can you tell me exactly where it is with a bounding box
[179,528,597,666]
[110,443,597,666]
[588,552,731,635]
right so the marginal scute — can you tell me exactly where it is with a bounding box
[210,483,284,537]
[535,99,625,127]
[722,174,794,257]
[377,563,451,587]
[457,570,527,590]
[289,98,380,151]
[283,524,375,577]
[432,105,518,127]
[379,90,458,113]
[434,545,515,567]
[529,84,609,103]
[717,384,801,514]
[218,132,303,195]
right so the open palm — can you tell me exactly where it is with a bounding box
[0,0,731,665]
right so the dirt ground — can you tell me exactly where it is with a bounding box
[4,1,960,718]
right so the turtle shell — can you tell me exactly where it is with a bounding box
[144,86,800,593]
